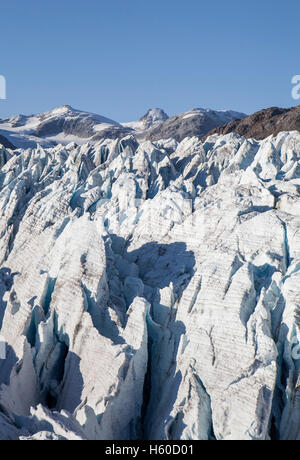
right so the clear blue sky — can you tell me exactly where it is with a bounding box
[0,0,299,121]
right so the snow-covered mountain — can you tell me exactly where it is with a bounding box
[0,105,122,149]
[145,107,247,142]
[0,105,246,149]
[122,108,169,132]
[0,126,300,440]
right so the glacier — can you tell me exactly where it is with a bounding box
[0,130,300,440]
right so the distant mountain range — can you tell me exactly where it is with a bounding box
[2,104,300,151]
[0,105,246,149]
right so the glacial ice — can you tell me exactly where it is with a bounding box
[0,130,300,439]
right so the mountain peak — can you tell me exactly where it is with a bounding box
[139,108,169,128]
[46,105,76,116]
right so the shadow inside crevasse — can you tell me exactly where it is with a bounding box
[56,351,84,414]
[142,309,187,440]
[0,344,18,388]
[104,235,196,440]
[0,268,19,386]
[0,268,18,329]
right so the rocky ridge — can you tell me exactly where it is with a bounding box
[204,105,300,141]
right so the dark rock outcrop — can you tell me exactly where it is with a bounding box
[92,126,134,141]
[0,135,15,149]
[203,105,300,141]
[146,109,246,142]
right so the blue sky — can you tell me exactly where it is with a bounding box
[0,0,299,120]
